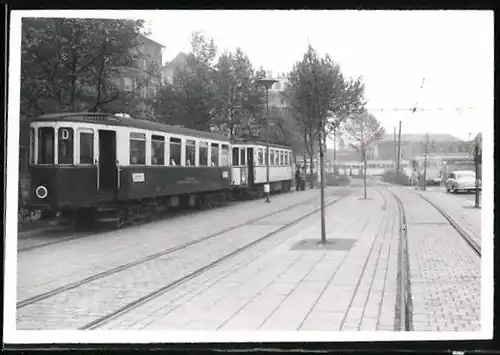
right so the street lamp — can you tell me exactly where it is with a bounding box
[257,78,278,203]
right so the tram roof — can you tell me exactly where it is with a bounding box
[33,112,230,142]
[231,137,292,150]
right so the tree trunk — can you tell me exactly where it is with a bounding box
[363,151,367,200]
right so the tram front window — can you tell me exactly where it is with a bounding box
[38,127,55,164]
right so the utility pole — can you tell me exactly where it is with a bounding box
[474,136,481,208]
[393,126,397,169]
[360,114,367,199]
[422,133,429,191]
[396,120,402,178]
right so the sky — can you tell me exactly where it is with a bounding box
[14,10,494,143]
[142,10,493,143]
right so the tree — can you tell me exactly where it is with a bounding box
[284,45,365,188]
[343,112,385,199]
[153,32,218,130]
[21,18,150,117]
[210,48,264,138]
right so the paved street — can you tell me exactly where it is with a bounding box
[16,183,483,332]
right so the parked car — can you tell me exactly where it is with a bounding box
[445,170,481,193]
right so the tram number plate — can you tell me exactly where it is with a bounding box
[222,171,229,179]
[132,173,145,183]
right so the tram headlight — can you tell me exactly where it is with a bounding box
[35,185,48,199]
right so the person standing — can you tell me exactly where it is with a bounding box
[295,167,301,191]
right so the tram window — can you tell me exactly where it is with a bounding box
[240,148,246,166]
[129,132,146,165]
[221,145,230,166]
[169,137,181,166]
[38,127,55,164]
[79,131,94,164]
[270,150,274,166]
[29,128,35,165]
[280,151,284,166]
[185,139,196,166]
[199,141,208,166]
[258,148,263,165]
[151,135,165,165]
[232,147,239,166]
[211,143,219,166]
[58,127,74,164]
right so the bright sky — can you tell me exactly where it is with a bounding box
[143,10,493,142]
[15,10,494,143]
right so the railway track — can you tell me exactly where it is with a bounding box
[18,191,296,253]
[17,191,346,310]
[379,187,413,331]
[78,194,347,330]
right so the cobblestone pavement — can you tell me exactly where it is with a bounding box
[96,187,400,331]
[385,186,481,331]
[16,189,350,330]
[415,188,481,249]
[17,188,346,303]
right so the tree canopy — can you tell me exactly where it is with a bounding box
[283,45,366,178]
[21,18,152,118]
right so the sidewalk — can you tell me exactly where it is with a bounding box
[415,189,481,246]
[102,187,400,331]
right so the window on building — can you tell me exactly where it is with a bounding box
[221,145,230,166]
[130,132,146,165]
[232,147,239,166]
[79,130,94,164]
[199,141,208,166]
[58,127,74,164]
[275,82,281,90]
[151,135,165,165]
[169,137,181,166]
[211,143,219,166]
[38,127,55,164]
[140,58,147,70]
[258,148,263,165]
[185,139,196,166]
[30,127,35,165]
[240,148,246,166]
[124,77,134,91]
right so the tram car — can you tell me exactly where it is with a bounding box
[230,138,293,198]
[27,112,293,227]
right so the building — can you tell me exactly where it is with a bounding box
[161,52,190,85]
[107,34,164,118]
[374,133,469,161]
[266,71,288,108]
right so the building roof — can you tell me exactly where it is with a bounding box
[138,34,165,48]
[381,133,463,143]
[164,52,189,69]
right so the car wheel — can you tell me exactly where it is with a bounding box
[446,187,451,193]
[450,185,457,194]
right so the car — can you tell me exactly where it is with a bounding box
[445,170,481,193]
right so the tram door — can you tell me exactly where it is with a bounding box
[247,147,254,186]
[97,130,117,195]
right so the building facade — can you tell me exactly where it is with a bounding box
[161,52,190,85]
[374,133,470,161]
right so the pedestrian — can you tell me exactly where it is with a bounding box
[295,167,301,191]
[300,167,306,191]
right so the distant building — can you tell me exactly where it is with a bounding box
[265,71,288,108]
[374,133,469,161]
[161,52,190,85]
[108,34,164,118]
